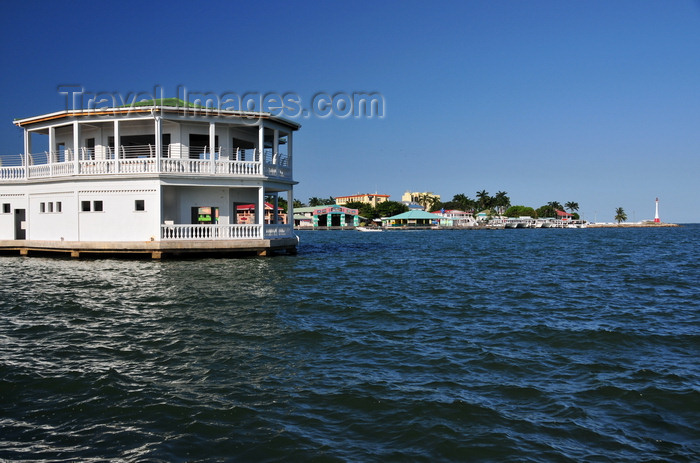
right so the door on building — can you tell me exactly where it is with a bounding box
[85,138,95,160]
[14,209,26,239]
[191,207,219,225]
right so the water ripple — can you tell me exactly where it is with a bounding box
[1,227,699,461]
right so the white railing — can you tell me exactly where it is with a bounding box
[263,163,291,178]
[0,154,24,180]
[161,224,262,240]
[160,158,212,174]
[79,160,113,175]
[117,158,158,173]
[216,160,261,175]
[264,224,294,238]
[0,165,25,180]
[1,145,292,181]
[53,163,76,176]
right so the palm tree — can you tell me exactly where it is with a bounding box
[548,201,564,212]
[416,193,431,210]
[452,193,476,213]
[414,193,440,211]
[476,190,491,211]
[427,195,442,212]
[452,193,468,208]
[565,201,579,213]
[494,191,510,216]
[615,207,627,224]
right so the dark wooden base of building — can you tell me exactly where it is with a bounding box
[0,238,298,259]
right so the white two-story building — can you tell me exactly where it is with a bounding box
[0,100,299,258]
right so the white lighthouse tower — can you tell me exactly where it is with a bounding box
[654,197,660,223]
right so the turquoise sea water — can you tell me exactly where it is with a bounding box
[1,226,699,462]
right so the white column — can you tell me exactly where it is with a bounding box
[287,189,294,227]
[288,131,293,176]
[273,129,279,164]
[48,126,55,177]
[23,128,31,157]
[258,122,264,163]
[23,128,30,179]
[209,121,216,172]
[48,127,55,162]
[113,119,120,173]
[73,121,80,172]
[273,194,279,224]
[154,116,162,172]
[258,186,265,226]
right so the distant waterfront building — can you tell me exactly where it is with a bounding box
[294,205,359,228]
[0,99,300,258]
[475,210,493,221]
[381,210,439,227]
[432,209,477,227]
[556,210,573,221]
[334,193,390,207]
[401,191,441,203]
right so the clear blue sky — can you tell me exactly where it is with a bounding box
[1,0,699,223]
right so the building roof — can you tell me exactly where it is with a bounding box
[294,205,359,215]
[383,210,440,221]
[122,98,199,108]
[556,210,573,217]
[13,101,301,130]
[295,205,335,213]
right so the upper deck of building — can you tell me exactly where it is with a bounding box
[1,101,299,183]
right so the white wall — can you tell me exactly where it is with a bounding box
[1,179,161,242]
[28,191,77,240]
[0,192,28,240]
[77,180,160,241]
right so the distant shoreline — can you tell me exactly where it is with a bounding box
[297,222,681,231]
[587,222,679,228]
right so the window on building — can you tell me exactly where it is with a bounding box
[135,199,145,211]
[56,202,62,213]
[2,203,10,214]
[40,202,46,213]
[81,201,91,212]
[93,201,103,212]
[85,138,95,160]
[48,202,54,213]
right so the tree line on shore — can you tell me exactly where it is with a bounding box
[273,193,639,223]
[276,191,582,221]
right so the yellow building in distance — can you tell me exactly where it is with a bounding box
[335,193,390,207]
[402,191,441,204]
